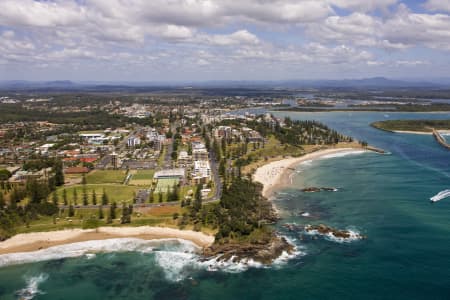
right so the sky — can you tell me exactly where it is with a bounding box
[1,0,450,82]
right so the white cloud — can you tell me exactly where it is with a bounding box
[424,0,450,12]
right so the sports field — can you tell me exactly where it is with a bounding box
[154,178,179,193]
[86,170,127,184]
[128,170,155,186]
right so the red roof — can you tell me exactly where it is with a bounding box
[80,157,97,163]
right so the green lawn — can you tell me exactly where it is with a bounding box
[56,184,138,204]
[132,169,155,180]
[86,170,128,184]
[155,178,179,193]
[128,169,155,186]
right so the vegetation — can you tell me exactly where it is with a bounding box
[371,119,450,132]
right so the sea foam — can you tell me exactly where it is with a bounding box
[0,238,196,268]
[319,150,367,160]
[16,273,48,300]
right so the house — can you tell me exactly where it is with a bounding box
[65,167,90,174]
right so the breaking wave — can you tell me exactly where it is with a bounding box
[319,150,367,160]
[0,237,302,283]
[16,273,48,300]
[0,238,194,268]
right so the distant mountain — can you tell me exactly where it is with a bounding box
[0,77,446,91]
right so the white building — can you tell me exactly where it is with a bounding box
[127,136,141,147]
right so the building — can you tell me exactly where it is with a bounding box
[191,160,211,185]
[177,151,192,167]
[65,166,90,174]
[111,152,119,169]
[193,148,208,161]
[127,136,141,148]
[154,168,185,180]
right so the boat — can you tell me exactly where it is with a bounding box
[430,189,450,203]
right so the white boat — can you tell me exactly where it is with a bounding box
[430,189,450,203]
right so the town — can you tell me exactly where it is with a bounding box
[0,93,358,239]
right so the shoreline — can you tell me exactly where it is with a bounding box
[253,147,372,198]
[0,226,215,255]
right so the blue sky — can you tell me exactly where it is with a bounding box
[0,0,450,82]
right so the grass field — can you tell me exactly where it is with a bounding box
[17,206,184,234]
[128,169,155,186]
[56,184,138,204]
[86,170,127,184]
[155,178,179,193]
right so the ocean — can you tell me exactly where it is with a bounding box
[1,111,450,300]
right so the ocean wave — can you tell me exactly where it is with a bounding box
[0,237,303,283]
[319,150,367,160]
[16,273,48,300]
[0,238,198,268]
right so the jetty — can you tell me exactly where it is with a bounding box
[432,129,450,150]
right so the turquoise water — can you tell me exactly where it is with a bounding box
[1,112,450,299]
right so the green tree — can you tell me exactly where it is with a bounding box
[82,187,88,206]
[73,189,78,205]
[52,192,59,205]
[54,159,65,186]
[101,189,109,205]
[81,174,87,185]
[121,203,131,224]
[98,205,104,219]
[158,192,163,203]
[68,202,75,217]
[92,190,97,205]
[108,201,117,222]
[63,189,68,205]
[193,184,202,211]
[148,191,154,203]
[0,192,4,208]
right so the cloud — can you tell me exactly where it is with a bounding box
[424,0,450,12]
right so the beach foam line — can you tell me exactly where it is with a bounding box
[318,150,368,160]
[0,238,199,268]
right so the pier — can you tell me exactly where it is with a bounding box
[432,129,450,150]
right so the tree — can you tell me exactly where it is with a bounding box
[81,174,87,185]
[193,184,202,212]
[121,203,132,224]
[54,160,65,186]
[109,201,117,221]
[68,202,75,217]
[82,187,88,206]
[101,189,109,205]
[158,192,163,203]
[63,189,68,205]
[148,191,154,203]
[73,189,78,205]
[92,190,97,205]
[0,192,4,208]
[52,192,59,205]
[0,169,12,181]
[98,205,104,219]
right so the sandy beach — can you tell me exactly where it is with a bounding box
[0,226,215,255]
[253,148,370,198]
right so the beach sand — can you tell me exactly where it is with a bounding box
[253,148,369,198]
[0,226,215,255]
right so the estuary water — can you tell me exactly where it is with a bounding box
[1,111,450,300]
